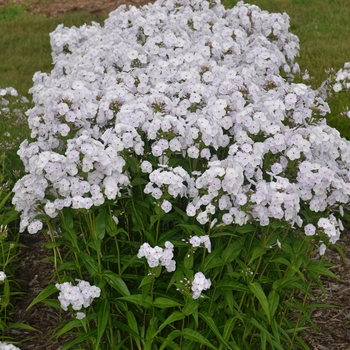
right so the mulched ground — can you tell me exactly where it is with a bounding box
[1,0,350,349]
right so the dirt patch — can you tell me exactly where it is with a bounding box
[0,0,155,16]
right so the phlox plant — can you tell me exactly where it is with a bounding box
[13,0,350,349]
[0,154,31,347]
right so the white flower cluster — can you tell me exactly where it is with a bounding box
[138,241,176,272]
[191,272,211,299]
[0,342,21,350]
[332,62,350,93]
[0,271,6,281]
[189,235,211,252]
[0,87,29,151]
[12,0,350,243]
[55,279,101,318]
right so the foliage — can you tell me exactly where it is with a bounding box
[0,157,30,348]
[9,0,350,349]
[0,87,31,182]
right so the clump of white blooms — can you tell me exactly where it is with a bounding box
[191,272,211,299]
[55,279,101,318]
[332,62,350,93]
[0,87,29,151]
[0,271,6,281]
[188,235,211,252]
[0,342,21,350]
[138,241,176,272]
[12,0,350,250]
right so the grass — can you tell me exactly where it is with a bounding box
[0,3,107,97]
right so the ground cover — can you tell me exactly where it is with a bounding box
[1,0,350,349]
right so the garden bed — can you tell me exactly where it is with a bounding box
[2,0,350,349]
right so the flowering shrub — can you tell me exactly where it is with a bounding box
[0,342,21,350]
[13,0,350,348]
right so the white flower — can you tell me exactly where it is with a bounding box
[161,199,172,213]
[0,341,21,350]
[319,243,327,256]
[138,241,176,272]
[76,312,86,320]
[191,272,211,299]
[304,223,316,236]
[141,161,153,173]
[56,280,101,312]
[0,271,6,281]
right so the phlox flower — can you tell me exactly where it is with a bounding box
[138,241,176,272]
[76,312,86,320]
[161,199,172,213]
[0,271,6,281]
[0,342,21,350]
[55,279,101,312]
[191,272,211,299]
[11,0,350,249]
[304,223,316,236]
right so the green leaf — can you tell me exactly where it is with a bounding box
[153,297,183,308]
[43,241,63,249]
[103,270,130,296]
[26,284,58,310]
[7,322,39,332]
[178,224,205,236]
[139,275,155,288]
[181,328,217,349]
[118,294,152,308]
[222,243,242,263]
[41,299,61,309]
[199,312,230,348]
[62,208,74,230]
[60,329,97,350]
[268,290,280,320]
[131,177,149,186]
[182,299,199,316]
[80,251,99,277]
[126,311,141,349]
[94,208,107,240]
[306,260,339,279]
[56,319,83,338]
[271,257,291,267]
[145,324,157,350]
[0,191,11,211]
[156,311,185,334]
[216,280,250,293]
[62,229,79,252]
[97,300,110,346]
[236,224,256,234]
[272,276,304,292]
[248,282,271,324]
[159,330,181,350]
[113,321,142,340]
[248,246,267,265]
[183,252,194,269]
[223,317,237,342]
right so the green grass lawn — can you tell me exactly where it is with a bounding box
[0,4,107,97]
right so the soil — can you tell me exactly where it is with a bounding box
[1,0,350,349]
